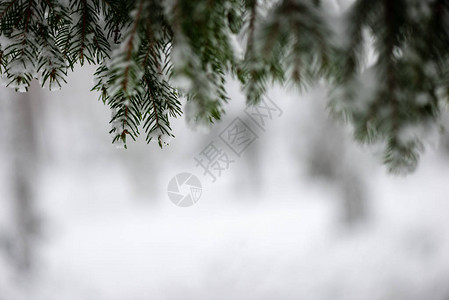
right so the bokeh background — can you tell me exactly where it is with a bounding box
[1,62,449,299]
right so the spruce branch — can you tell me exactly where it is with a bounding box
[1,0,449,173]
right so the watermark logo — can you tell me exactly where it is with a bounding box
[167,173,202,207]
[167,96,283,206]
[244,97,283,131]
[219,117,258,156]
[194,141,235,182]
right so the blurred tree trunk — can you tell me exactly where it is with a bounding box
[233,113,262,197]
[304,90,369,228]
[3,84,41,273]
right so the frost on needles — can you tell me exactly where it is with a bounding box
[1,0,449,174]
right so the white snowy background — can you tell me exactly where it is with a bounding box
[1,61,449,300]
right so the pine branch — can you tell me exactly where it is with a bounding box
[1,0,449,173]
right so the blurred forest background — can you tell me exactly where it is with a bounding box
[1,63,449,299]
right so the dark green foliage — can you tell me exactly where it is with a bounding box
[1,0,449,173]
[329,0,449,173]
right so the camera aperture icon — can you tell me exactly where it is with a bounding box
[167,173,202,207]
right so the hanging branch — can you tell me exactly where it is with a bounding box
[0,0,448,173]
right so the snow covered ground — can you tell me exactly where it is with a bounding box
[1,67,449,300]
